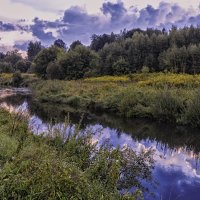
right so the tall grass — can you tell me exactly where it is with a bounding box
[0,109,155,199]
[183,91,200,127]
[152,89,184,123]
[30,73,200,127]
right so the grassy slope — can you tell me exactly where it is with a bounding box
[30,73,200,127]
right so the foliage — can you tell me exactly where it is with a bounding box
[54,39,66,49]
[4,50,22,67]
[12,72,23,87]
[69,40,83,50]
[30,73,200,127]
[2,26,200,78]
[0,109,155,199]
[183,91,200,127]
[58,45,100,80]
[46,62,64,80]
[27,41,43,62]
[152,89,183,122]
[32,45,65,78]
[141,66,150,73]
[15,59,31,73]
[0,62,13,73]
[112,58,130,75]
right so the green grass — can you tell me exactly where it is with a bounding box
[0,108,154,199]
[30,73,200,127]
[0,73,39,87]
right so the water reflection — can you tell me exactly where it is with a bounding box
[0,88,200,200]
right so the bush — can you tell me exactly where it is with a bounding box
[152,89,183,122]
[112,58,130,75]
[183,91,200,127]
[15,60,31,73]
[46,62,64,80]
[116,87,153,118]
[12,72,23,87]
[0,62,13,73]
[141,66,150,73]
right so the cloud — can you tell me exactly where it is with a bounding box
[13,41,29,51]
[0,1,200,52]
[0,30,34,52]
[0,21,15,31]
[55,1,200,44]
[30,18,56,45]
[101,1,127,22]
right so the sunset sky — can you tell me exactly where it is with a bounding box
[0,0,199,52]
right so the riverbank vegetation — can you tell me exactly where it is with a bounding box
[0,73,38,87]
[0,108,154,199]
[1,26,200,79]
[1,26,200,127]
[30,72,200,127]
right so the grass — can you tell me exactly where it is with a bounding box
[0,108,155,199]
[30,72,200,127]
[0,73,38,87]
[84,73,200,87]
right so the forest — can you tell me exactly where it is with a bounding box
[1,26,200,79]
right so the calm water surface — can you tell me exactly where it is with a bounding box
[0,88,200,200]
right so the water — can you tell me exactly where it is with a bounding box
[0,88,200,200]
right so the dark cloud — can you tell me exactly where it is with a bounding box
[0,21,16,31]
[60,7,104,43]
[101,1,127,22]
[30,18,69,45]
[14,41,29,51]
[1,1,200,50]
[56,2,200,44]
[30,18,56,45]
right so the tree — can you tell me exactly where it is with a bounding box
[99,42,127,75]
[54,39,66,49]
[69,40,83,50]
[0,52,5,60]
[46,62,64,80]
[188,44,200,73]
[12,72,23,87]
[90,33,117,51]
[112,58,130,75]
[33,46,65,78]
[159,46,189,73]
[59,46,100,80]
[4,50,22,67]
[0,62,13,73]
[15,60,31,73]
[27,41,43,62]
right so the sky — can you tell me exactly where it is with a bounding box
[0,0,200,53]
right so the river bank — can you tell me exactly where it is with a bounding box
[0,87,200,199]
[30,73,200,127]
[0,106,154,199]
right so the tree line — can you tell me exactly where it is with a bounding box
[1,26,200,79]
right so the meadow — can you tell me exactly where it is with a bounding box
[30,73,200,127]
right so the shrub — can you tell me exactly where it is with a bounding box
[141,66,150,73]
[183,91,200,127]
[46,62,64,80]
[152,89,183,122]
[109,87,153,118]
[12,72,23,87]
[0,62,13,73]
[112,58,130,75]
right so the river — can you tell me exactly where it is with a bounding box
[0,88,200,200]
